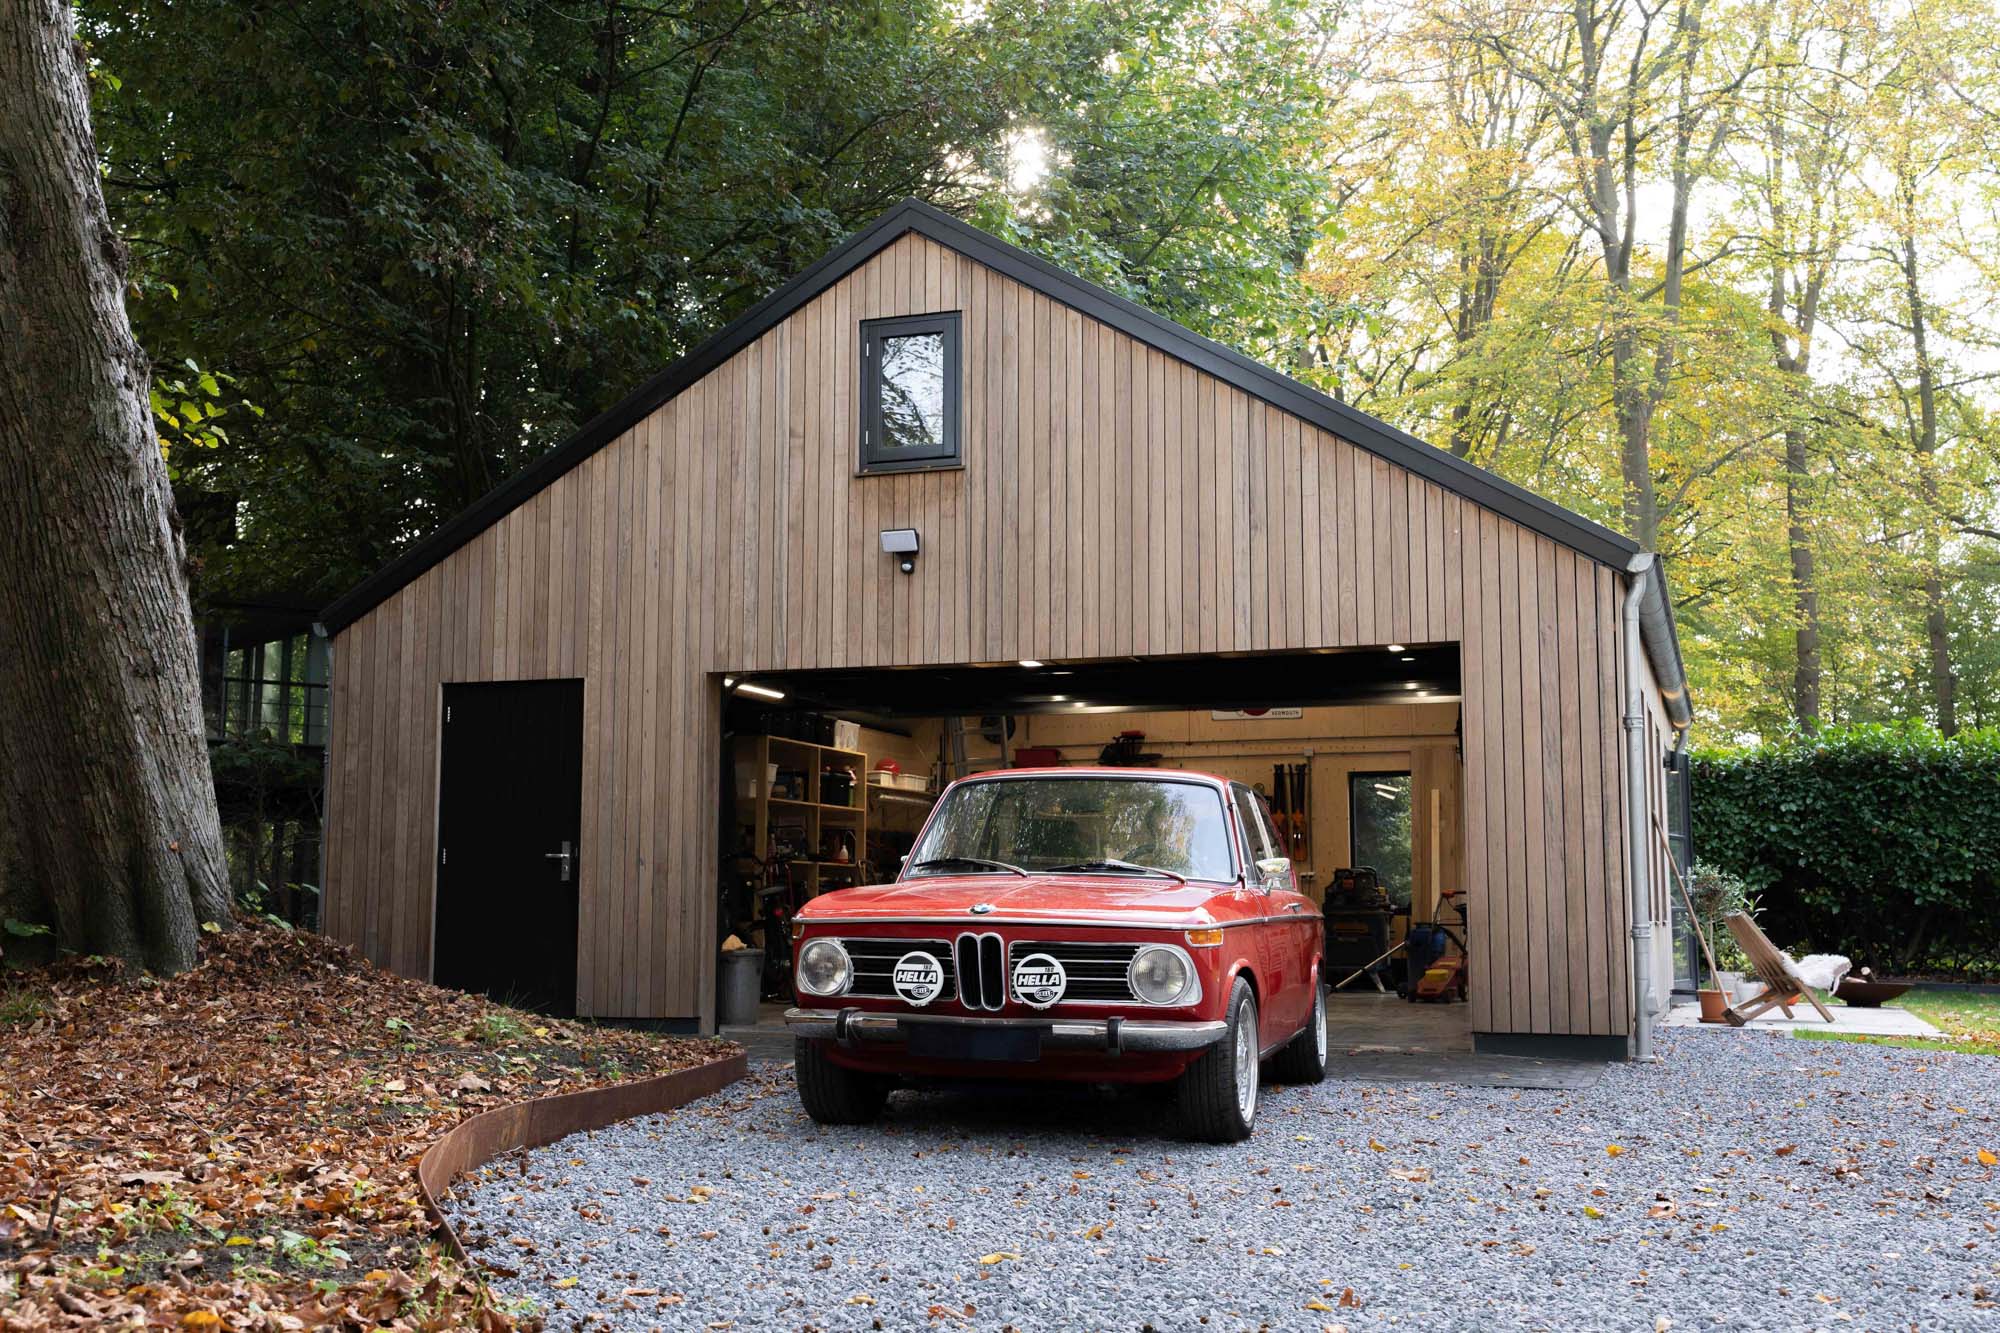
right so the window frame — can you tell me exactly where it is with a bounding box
[858,311,963,475]
[1229,783,1275,885]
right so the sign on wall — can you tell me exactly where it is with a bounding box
[1209,708,1305,721]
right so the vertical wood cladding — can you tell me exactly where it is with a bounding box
[326,234,1635,1036]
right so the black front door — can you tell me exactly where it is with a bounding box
[434,680,584,1016]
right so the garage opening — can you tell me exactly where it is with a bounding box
[715,647,1472,1055]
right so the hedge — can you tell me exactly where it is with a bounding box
[1690,724,2000,979]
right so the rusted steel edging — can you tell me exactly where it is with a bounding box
[418,1050,749,1263]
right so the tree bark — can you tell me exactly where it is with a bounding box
[1899,218,1955,735]
[1784,423,1822,727]
[0,0,232,972]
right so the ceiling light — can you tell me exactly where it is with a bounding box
[1072,701,1088,708]
[1400,655,1415,663]
[723,676,736,687]
[1403,682,1420,690]
[1049,694,1068,702]
[1386,644,1406,653]
[737,682,786,701]
[1018,659,1045,669]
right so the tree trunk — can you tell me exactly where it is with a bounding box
[1899,220,1955,736]
[1784,423,1822,728]
[0,0,232,972]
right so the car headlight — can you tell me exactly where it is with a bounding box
[797,938,852,997]
[1128,944,1197,1006]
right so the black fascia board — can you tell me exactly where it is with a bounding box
[324,198,1641,633]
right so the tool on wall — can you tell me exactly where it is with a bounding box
[1270,762,1310,866]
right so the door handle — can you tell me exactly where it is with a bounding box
[545,840,573,883]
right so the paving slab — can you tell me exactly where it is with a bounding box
[1662,999,1941,1037]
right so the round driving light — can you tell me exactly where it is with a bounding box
[797,938,851,997]
[1129,945,1194,1006]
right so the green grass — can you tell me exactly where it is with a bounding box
[1792,986,2000,1056]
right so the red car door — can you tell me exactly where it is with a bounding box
[1231,784,1297,1043]
[1253,788,1321,1008]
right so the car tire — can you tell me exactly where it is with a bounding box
[1269,982,1328,1084]
[1177,977,1259,1143]
[794,1038,892,1125]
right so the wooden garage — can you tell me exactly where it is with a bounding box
[318,199,1691,1058]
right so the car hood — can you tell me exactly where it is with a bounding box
[796,874,1238,929]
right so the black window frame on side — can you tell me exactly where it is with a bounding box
[859,311,963,475]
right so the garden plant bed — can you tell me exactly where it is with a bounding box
[0,923,735,1330]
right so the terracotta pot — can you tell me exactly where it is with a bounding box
[1697,988,1729,1024]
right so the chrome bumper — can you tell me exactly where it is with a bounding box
[784,1006,1227,1054]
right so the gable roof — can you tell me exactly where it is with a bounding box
[322,198,1646,636]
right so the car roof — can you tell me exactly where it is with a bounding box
[954,766,1235,789]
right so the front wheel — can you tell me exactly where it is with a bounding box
[794,1038,892,1125]
[1269,983,1328,1084]
[1177,978,1260,1143]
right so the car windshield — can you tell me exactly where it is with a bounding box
[904,777,1235,882]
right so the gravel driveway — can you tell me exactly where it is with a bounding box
[448,1028,2000,1331]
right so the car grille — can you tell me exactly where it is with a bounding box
[840,938,957,1001]
[955,933,1008,1010]
[1012,941,1142,1003]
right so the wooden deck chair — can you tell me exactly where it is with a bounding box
[1721,911,1836,1026]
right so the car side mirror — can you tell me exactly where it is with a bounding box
[1255,856,1291,893]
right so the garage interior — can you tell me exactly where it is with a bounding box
[717,647,1475,1054]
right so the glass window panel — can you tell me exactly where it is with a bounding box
[907,776,1235,882]
[1349,773,1413,909]
[877,331,945,451]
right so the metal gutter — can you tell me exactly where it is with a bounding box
[1630,557,1692,732]
[1623,556,1661,1061]
[322,199,1643,634]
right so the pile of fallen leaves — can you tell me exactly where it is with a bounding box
[0,922,733,1330]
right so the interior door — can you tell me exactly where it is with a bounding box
[433,680,584,1016]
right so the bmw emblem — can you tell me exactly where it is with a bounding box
[969,902,996,915]
[1011,952,1067,1009]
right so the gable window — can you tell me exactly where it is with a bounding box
[860,312,961,474]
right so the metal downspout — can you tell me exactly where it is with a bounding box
[1622,559,1658,1062]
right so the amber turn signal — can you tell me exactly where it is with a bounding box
[1184,928,1224,947]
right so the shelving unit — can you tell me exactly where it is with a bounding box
[732,735,869,900]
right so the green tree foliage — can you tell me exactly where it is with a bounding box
[81,0,2000,740]
[88,0,1322,602]
[1691,725,2000,974]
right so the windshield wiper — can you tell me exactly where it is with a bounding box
[1042,859,1187,884]
[910,856,1029,877]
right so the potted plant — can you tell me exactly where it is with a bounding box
[1686,863,1755,1020]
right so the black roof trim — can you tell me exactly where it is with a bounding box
[323,198,1641,632]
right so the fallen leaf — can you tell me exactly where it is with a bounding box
[1605,1145,1625,1158]
[1775,1145,1797,1157]
[977,1251,1021,1265]
[554,1277,579,1289]
[1978,1149,1997,1168]
[1304,1298,1334,1312]
[1583,1206,1605,1219]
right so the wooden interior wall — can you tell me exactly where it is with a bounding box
[324,231,1634,1037]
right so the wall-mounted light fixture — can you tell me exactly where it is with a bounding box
[880,528,920,574]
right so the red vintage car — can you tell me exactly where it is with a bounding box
[785,767,1327,1141]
